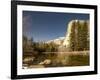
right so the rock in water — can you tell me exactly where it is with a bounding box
[39,59,51,65]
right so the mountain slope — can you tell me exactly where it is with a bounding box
[46,37,65,45]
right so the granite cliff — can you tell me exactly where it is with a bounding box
[47,20,89,51]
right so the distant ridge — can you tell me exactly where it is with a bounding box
[46,37,65,45]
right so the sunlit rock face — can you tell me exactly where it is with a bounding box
[63,20,75,47]
[63,20,89,50]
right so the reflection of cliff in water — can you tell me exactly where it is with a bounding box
[23,51,89,69]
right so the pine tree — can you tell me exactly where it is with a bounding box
[82,21,89,50]
[69,21,76,51]
[76,21,89,51]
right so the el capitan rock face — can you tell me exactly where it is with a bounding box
[46,20,89,51]
[63,20,89,51]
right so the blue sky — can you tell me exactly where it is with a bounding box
[23,11,89,42]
